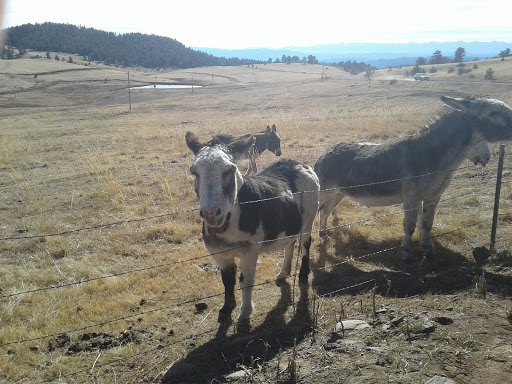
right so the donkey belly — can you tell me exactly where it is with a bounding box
[342,183,403,207]
[346,192,403,207]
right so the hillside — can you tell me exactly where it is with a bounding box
[3,22,265,69]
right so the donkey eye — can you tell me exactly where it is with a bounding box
[222,167,235,180]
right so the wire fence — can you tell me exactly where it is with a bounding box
[0,181,489,300]
[0,161,481,242]
[0,149,510,383]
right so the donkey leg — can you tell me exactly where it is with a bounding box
[318,191,344,239]
[298,235,312,283]
[238,250,259,322]
[218,263,237,323]
[420,199,440,259]
[247,154,258,175]
[277,241,296,281]
[401,202,420,262]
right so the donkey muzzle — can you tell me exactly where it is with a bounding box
[200,207,225,227]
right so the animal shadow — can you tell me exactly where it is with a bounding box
[160,281,312,383]
[313,228,512,298]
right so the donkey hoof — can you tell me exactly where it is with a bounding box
[422,248,435,259]
[237,314,251,323]
[401,252,414,263]
[218,309,233,324]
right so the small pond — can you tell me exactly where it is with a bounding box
[130,84,202,90]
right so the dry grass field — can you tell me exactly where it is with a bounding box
[1,52,512,383]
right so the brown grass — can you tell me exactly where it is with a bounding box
[1,53,512,383]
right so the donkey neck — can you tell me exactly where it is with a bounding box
[410,111,481,170]
[253,132,269,154]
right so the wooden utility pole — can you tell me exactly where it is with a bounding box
[127,71,132,112]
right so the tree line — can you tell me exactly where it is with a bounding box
[332,60,376,75]
[410,46,511,75]
[2,22,266,68]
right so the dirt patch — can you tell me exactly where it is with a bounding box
[47,330,140,355]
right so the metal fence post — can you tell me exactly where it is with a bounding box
[490,144,506,254]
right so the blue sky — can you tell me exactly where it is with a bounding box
[2,0,511,49]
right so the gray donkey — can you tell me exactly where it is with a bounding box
[208,124,282,174]
[314,96,512,261]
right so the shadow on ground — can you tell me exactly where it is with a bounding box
[313,228,512,298]
[160,281,313,383]
[160,230,511,383]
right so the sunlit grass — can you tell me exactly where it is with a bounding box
[0,58,511,382]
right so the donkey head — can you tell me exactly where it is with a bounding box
[264,124,282,156]
[466,141,491,166]
[441,96,512,142]
[186,131,255,227]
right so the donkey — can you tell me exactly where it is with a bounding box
[186,131,319,323]
[466,141,491,167]
[314,96,512,262]
[208,124,282,174]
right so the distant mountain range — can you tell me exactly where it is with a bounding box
[195,41,512,68]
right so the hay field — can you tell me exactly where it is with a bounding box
[1,54,512,383]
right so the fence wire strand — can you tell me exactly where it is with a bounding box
[0,185,489,300]
[0,214,490,349]
[0,160,488,242]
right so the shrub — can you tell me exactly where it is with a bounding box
[389,79,398,85]
[473,64,478,69]
[429,66,437,73]
[458,67,472,75]
[484,68,495,80]
[447,67,455,73]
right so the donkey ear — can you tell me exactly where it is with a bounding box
[271,124,277,132]
[441,96,468,112]
[265,125,272,134]
[185,131,204,155]
[228,135,256,155]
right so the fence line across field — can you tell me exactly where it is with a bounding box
[0,216,489,349]
[0,187,486,300]
[0,160,491,242]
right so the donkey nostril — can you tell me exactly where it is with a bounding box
[199,210,205,218]
[216,207,222,216]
